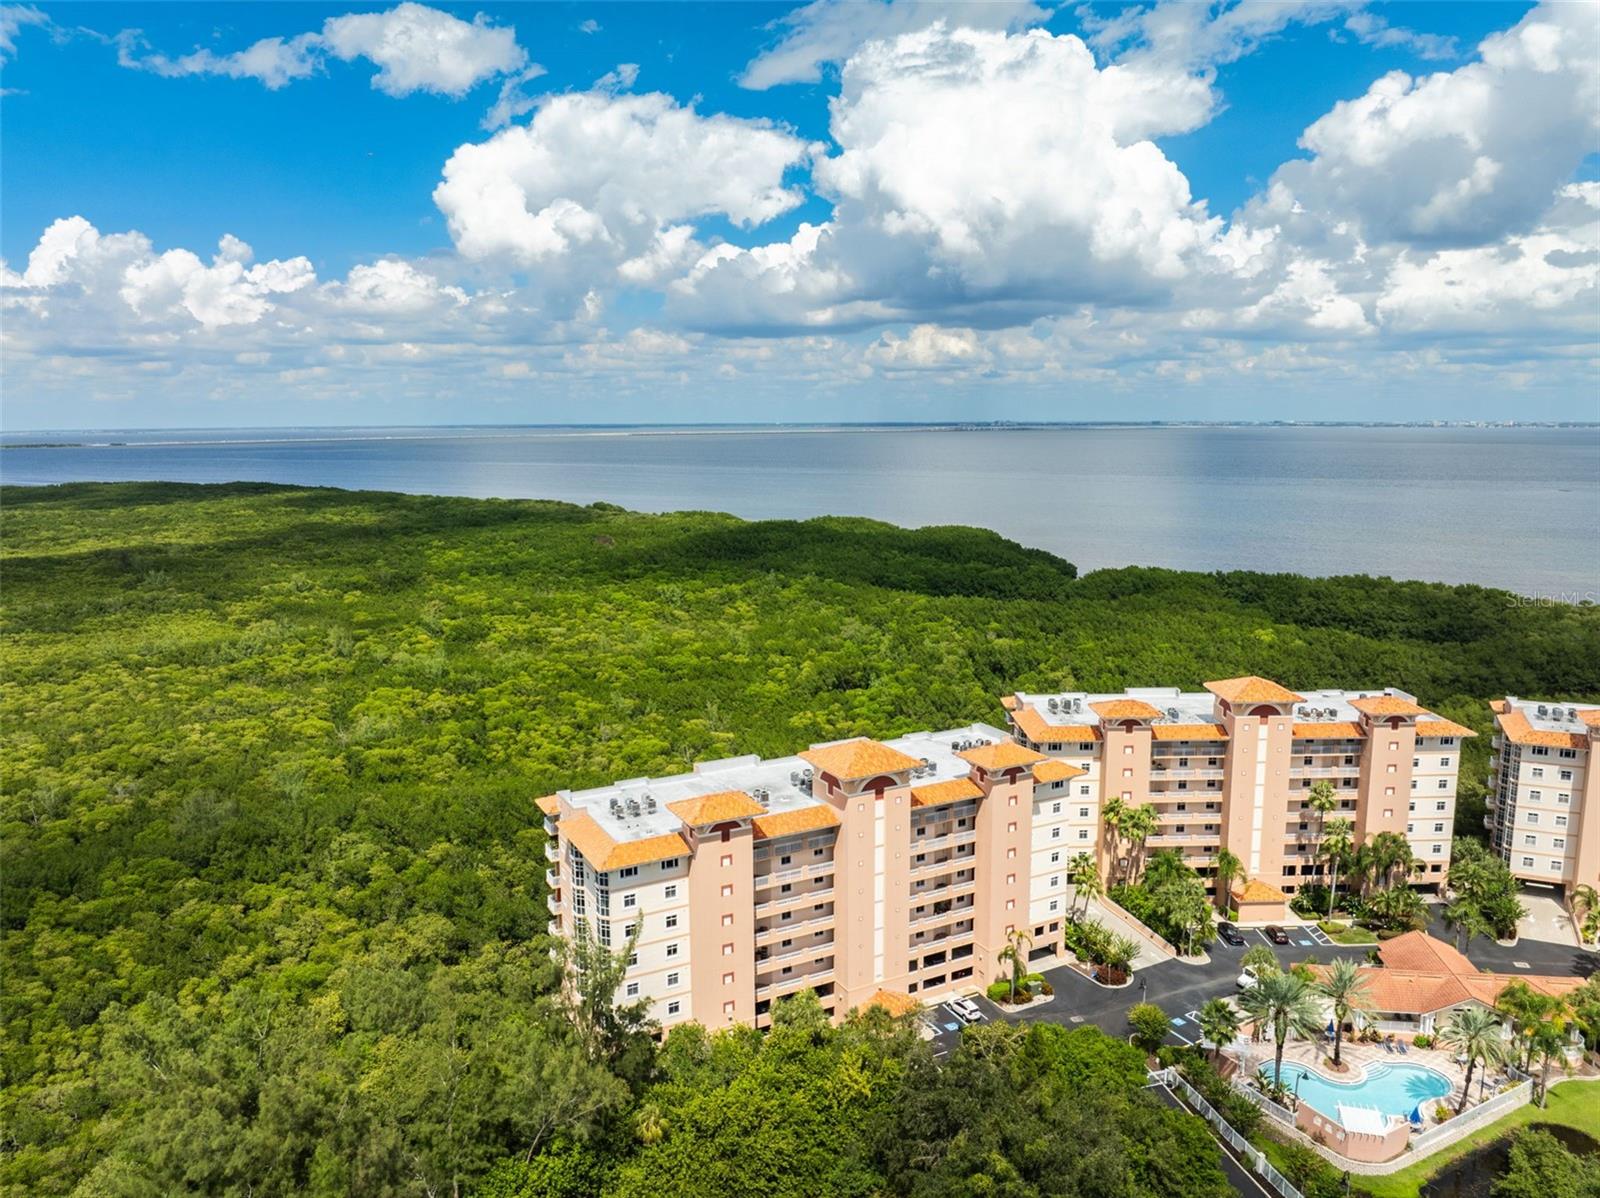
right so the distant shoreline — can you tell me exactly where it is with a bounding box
[4,420,1597,450]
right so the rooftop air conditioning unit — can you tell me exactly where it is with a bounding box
[1166,707,1180,721]
[625,798,641,817]
[1538,705,1549,717]
[644,796,656,812]
[789,771,800,786]
[1047,698,1060,713]
[951,741,962,752]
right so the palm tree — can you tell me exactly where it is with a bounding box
[1438,1006,1509,1115]
[1143,848,1188,891]
[1496,981,1558,1071]
[1528,1020,1570,1107]
[1321,818,1353,917]
[1102,797,1128,883]
[1213,848,1243,913]
[996,927,1033,1003]
[1104,933,1140,978]
[1198,997,1241,1063]
[1251,971,1325,1089]
[1366,886,1427,933]
[1122,804,1158,884]
[1315,958,1372,1067]
[1571,884,1599,945]
[1069,852,1101,918]
[1442,898,1490,961]
[635,1100,667,1145]
[1369,831,1415,891]
[1305,780,1338,877]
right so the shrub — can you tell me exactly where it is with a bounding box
[987,980,1015,1004]
[1127,1002,1169,1054]
[1412,1034,1434,1049]
[1317,920,1347,934]
[1267,1137,1346,1198]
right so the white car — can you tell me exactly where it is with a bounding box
[947,997,984,1025]
[1236,965,1262,991]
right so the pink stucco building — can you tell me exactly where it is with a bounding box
[540,676,1474,1031]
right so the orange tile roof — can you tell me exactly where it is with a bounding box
[1309,932,1587,1015]
[1292,721,1364,740]
[800,738,923,782]
[666,790,765,825]
[911,777,984,807]
[1489,699,1510,714]
[752,803,841,840]
[1579,709,1600,730]
[1206,676,1304,705]
[1497,709,1589,750]
[1000,694,1020,711]
[1412,718,1477,739]
[860,988,919,1017]
[1090,698,1165,721]
[560,810,690,872]
[1150,723,1229,742]
[1032,758,1088,783]
[958,741,1046,771]
[1231,879,1288,904]
[1377,930,1477,974]
[1350,695,1430,717]
[536,794,561,817]
[1011,706,1100,745]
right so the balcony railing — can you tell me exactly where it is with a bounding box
[544,840,559,862]
[910,903,975,928]
[545,868,560,889]
[756,967,835,1000]
[754,886,834,915]
[1289,765,1362,778]
[756,913,834,943]
[547,894,562,916]
[1150,766,1226,779]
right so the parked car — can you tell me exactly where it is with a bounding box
[947,997,985,1025]
[1236,965,1262,990]
[1264,925,1291,945]
[1217,922,1247,947]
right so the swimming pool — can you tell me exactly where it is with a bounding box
[1260,1062,1455,1122]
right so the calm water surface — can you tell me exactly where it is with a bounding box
[4,425,1597,594]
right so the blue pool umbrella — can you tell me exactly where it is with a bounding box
[1409,1104,1422,1125]
[1326,1020,1336,1037]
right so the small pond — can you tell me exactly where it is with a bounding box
[1419,1124,1599,1198]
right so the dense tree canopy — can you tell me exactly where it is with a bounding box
[4,482,1597,1194]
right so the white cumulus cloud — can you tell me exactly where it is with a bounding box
[115,2,528,97]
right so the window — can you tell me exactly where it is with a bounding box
[666,943,680,958]
[622,893,636,909]
[628,951,638,966]
[723,972,734,986]
[625,982,639,998]
[1441,757,1451,767]
[1078,829,1089,840]
[660,858,680,870]
[1051,802,1061,815]
[1524,835,1537,846]
[1078,807,1089,818]
[1435,801,1447,812]
[665,914,678,929]
[1431,844,1442,855]
[722,943,735,956]
[1528,812,1540,825]
[1079,785,1090,796]
[1438,779,1449,790]
[1049,875,1060,887]
[1553,838,1566,850]
[1555,815,1568,827]
[779,854,792,865]
[1560,769,1573,782]
[619,866,638,879]
[1551,860,1565,871]
[722,884,735,897]
[664,884,677,900]
[1521,857,1535,868]
[1433,823,1444,834]
[666,1000,681,1016]
[720,854,733,867]
[1051,827,1062,840]
[666,971,679,987]
[1048,899,1059,912]
[1049,851,1060,864]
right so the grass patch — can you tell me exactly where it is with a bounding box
[1332,926,1379,945]
[1353,1079,1600,1198]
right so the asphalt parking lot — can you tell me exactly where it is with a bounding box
[971,918,1597,1048]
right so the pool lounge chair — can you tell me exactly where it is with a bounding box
[1397,1040,1409,1055]
[1383,1039,1395,1053]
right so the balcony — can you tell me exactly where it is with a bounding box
[911,899,975,928]
[544,840,559,863]
[756,966,835,1000]
[545,868,560,890]
[911,850,977,880]
[547,893,563,916]
[1289,765,1362,778]
[1145,832,1213,846]
[755,885,835,915]
[756,912,834,944]
[1150,765,1226,780]
[756,937,835,966]
[543,814,557,835]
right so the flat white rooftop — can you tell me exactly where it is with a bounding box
[561,721,1009,843]
[1503,695,1595,735]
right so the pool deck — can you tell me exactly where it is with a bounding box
[1236,1037,1488,1129]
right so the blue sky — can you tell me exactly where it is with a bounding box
[2,1,1596,428]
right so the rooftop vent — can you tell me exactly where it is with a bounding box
[625,798,641,817]
[789,771,801,786]
[1166,707,1180,721]
[643,796,657,812]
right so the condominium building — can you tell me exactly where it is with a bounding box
[1487,697,1600,893]
[1004,677,1472,917]
[540,676,1470,1032]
